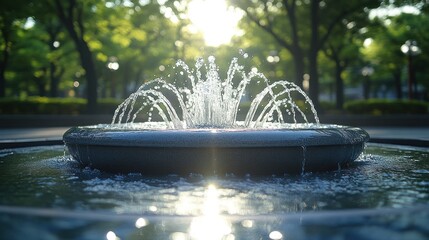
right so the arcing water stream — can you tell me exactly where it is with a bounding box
[112,56,319,129]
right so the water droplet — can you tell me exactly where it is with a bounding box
[135,218,148,228]
[106,231,119,240]
[110,55,319,128]
[149,205,158,212]
[170,232,187,240]
[196,57,204,68]
[269,231,283,240]
[241,219,253,228]
[239,49,249,58]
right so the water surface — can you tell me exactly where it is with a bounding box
[0,144,428,239]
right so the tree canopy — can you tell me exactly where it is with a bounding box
[1,0,428,112]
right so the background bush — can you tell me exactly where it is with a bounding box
[344,99,429,115]
[2,97,428,115]
[0,97,121,115]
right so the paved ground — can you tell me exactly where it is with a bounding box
[363,127,429,147]
[363,127,429,141]
[1,126,428,144]
[0,127,70,149]
[0,127,70,142]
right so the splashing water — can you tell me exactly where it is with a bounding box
[112,55,319,129]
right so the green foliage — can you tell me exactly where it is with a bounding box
[98,98,122,114]
[0,97,120,114]
[319,101,337,113]
[344,99,429,115]
[361,11,429,99]
[2,0,429,108]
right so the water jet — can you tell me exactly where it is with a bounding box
[63,56,369,174]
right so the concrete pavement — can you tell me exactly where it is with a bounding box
[0,127,69,141]
[0,127,69,149]
[364,127,429,141]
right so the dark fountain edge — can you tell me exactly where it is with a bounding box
[62,124,369,175]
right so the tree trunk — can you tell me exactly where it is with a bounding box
[54,0,97,113]
[36,67,48,96]
[287,2,304,89]
[393,70,402,100]
[363,77,370,99]
[37,78,47,96]
[309,0,320,110]
[49,62,59,97]
[0,25,11,98]
[291,48,305,89]
[76,39,97,112]
[335,62,344,109]
[0,56,7,97]
[47,21,62,97]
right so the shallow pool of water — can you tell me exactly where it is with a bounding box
[1,143,428,239]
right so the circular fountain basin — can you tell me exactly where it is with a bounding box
[63,124,369,175]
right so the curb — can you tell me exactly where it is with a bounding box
[0,138,63,150]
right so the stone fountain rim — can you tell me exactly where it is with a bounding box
[63,123,370,148]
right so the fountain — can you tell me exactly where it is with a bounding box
[63,55,369,175]
[1,55,428,239]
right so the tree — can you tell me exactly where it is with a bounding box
[92,0,187,99]
[363,9,429,100]
[231,0,381,109]
[0,12,13,98]
[323,39,357,109]
[51,0,98,112]
[41,17,65,97]
[231,0,306,89]
[322,10,370,108]
[0,1,32,97]
[362,18,405,99]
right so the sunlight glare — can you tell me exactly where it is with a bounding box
[188,0,242,46]
[106,231,120,240]
[189,184,233,240]
[24,17,35,29]
[135,217,148,228]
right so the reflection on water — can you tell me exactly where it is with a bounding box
[269,231,283,240]
[135,217,148,228]
[106,231,120,240]
[2,205,428,239]
[189,184,233,240]
[0,144,429,239]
